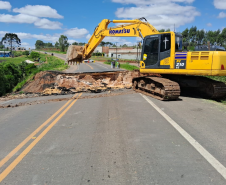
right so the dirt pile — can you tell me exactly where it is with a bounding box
[22,71,140,95]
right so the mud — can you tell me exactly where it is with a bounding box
[21,70,141,95]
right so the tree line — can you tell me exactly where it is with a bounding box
[181,26,226,47]
[34,26,226,52]
[35,35,69,52]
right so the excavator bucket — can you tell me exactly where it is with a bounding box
[66,45,84,64]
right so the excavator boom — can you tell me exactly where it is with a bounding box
[66,18,158,63]
[66,18,226,100]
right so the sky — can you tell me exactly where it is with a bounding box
[0,0,226,49]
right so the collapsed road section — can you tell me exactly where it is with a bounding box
[22,70,141,95]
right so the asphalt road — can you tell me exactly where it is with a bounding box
[38,51,124,73]
[0,52,226,184]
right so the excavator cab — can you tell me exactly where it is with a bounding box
[140,32,183,70]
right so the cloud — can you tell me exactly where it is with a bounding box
[0,14,39,24]
[102,37,134,46]
[86,34,92,40]
[15,32,60,43]
[13,5,63,19]
[112,0,200,30]
[218,12,226,18]
[34,18,62,29]
[207,23,212,27]
[64,28,89,38]
[112,0,195,5]
[20,42,30,47]
[0,1,11,10]
[1,29,89,44]
[214,0,226,9]
[68,40,77,44]
[0,14,62,29]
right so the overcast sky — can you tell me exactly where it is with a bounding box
[0,0,226,49]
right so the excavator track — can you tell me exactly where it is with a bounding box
[132,77,180,100]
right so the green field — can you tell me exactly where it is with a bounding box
[103,61,139,71]
[91,56,138,63]
[91,56,112,61]
[36,49,66,54]
[0,56,29,64]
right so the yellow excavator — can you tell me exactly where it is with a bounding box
[66,18,226,100]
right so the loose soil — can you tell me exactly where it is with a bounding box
[21,70,141,95]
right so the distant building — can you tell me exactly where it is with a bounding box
[5,47,26,51]
[92,46,142,60]
[104,47,142,60]
[0,51,11,57]
[94,46,103,53]
[15,47,26,51]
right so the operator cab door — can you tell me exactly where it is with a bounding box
[142,34,171,69]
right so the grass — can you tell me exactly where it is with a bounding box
[104,61,139,71]
[207,76,226,83]
[91,56,111,61]
[0,56,29,64]
[91,56,138,63]
[36,49,66,54]
[12,54,68,92]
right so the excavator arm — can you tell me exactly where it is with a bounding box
[66,18,159,63]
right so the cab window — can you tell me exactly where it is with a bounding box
[175,36,183,51]
[143,37,159,66]
[160,34,171,52]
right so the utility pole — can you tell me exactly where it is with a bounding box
[116,42,118,60]
[137,42,139,62]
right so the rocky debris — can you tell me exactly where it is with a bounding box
[42,88,62,95]
[21,71,140,95]
[0,90,135,109]
[0,93,40,101]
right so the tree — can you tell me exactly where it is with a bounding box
[196,30,205,45]
[35,40,45,49]
[30,52,40,61]
[189,26,197,43]
[122,44,128,47]
[100,41,106,46]
[45,42,53,48]
[158,29,165,32]
[182,28,189,43]
[72,42,78,45]
[55,41,59,48]
[218,28,226,45]
[58,35,69,52]
[1,33,21,56]
[78,42,85,46]
[0,41,4,50]
[22,51,30,57]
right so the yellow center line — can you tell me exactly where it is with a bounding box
[85,63,93,69]
[0,93,82,183]
[0,94,78,169]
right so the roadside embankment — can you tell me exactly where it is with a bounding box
[0,53,68,97]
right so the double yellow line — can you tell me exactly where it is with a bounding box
[86,63,93,69]
[0,93,82,183]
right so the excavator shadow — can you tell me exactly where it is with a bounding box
[179,87,226,102]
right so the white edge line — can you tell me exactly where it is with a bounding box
[140,93,226,180]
